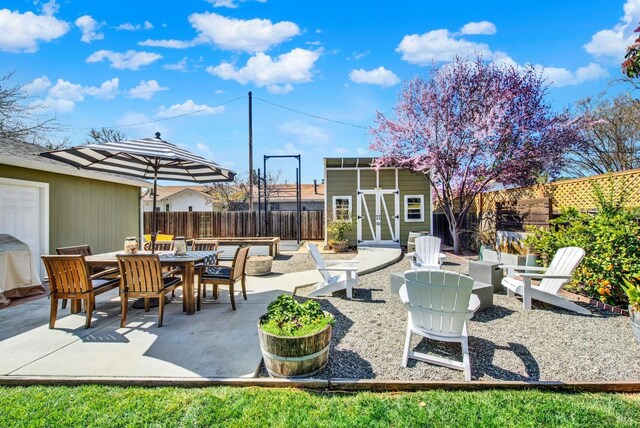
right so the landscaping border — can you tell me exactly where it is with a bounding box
[1,376,640,393]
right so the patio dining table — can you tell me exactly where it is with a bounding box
[85,251,218,315]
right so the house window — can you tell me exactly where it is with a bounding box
[404,195,424,222]
[188,206,193,212]
[165,204,170,212]
[332,196,352,220]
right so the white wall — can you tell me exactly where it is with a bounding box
[143,192,211,212]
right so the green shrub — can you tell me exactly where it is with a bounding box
[525,180,640,306]
[327,217,356,242]
[259,294,334,337]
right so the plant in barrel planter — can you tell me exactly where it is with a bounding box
[621,278,640,344]
[258,294,334,377]
[327,217,356,252]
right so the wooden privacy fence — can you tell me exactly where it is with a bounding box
[144,210,324,240]
[495,198,552,231]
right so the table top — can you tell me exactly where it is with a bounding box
[86,250,218,264]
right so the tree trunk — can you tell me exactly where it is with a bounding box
[443,209,461,255]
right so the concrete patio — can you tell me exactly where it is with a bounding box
[0,245,401,380]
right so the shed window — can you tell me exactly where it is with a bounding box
[332,196,352,220]
[404,195,424,222]
[188,206,193,212]
[165,204,170,212]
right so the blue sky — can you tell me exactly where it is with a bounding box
[0,0,636,183]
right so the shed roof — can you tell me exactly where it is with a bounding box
[0,137,152,188]
[325,157,376,168]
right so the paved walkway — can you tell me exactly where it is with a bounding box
[0,246,401,381]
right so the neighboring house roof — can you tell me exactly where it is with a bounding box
[265,184,324,202]
[142,185,211,202]
[0,137,152,188]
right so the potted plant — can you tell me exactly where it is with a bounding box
[327,217,356,252]
[257,294,334,377]
[621,278,640,344]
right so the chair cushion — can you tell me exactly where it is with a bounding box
[162,276,181,290]
[91,278,120,290]
[201,266,232,280]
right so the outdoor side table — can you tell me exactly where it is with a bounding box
[468,260,504,292]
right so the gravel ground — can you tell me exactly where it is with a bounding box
[260,252,640,382]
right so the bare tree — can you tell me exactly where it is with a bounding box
[86,127,126,145]
[566,93,640,177]
[205,170,282,211]
[0,73,65,146]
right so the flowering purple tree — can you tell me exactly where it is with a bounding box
[622,24,640,78]
[370,57,582,254]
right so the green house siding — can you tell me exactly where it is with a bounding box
[325,158,431,246]
[0,165,140,254]
[398,170,431,245]
[325,169,358,243]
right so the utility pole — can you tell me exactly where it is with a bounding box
[248,91,253,211]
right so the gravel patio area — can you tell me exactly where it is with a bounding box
[262,251,640,382]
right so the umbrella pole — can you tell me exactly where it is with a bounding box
[151,169,158,254]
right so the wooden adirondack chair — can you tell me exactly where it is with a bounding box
[306,243,359,299]
[406,236,446,270]
[399,270,480,381]
[501,246,589,315]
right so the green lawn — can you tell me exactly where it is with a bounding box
[1,386,639,427]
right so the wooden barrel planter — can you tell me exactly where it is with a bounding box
[407,231,429,252]
[257,315,333,378]
[246,255,273,276]
[331,240,349,253]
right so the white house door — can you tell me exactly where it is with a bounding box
[0,180,47,279]
[357,189,399,245]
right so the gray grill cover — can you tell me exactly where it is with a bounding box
[0,234,43,307]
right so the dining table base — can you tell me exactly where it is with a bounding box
[131,296,172,309]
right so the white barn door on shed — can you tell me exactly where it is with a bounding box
[0,178,48,279]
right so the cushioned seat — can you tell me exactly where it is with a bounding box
[201,267,232,279]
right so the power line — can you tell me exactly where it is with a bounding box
[253,96,369,130]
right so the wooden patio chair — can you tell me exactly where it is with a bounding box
[304,243,358,298]
[143,240,174,251]
[406,236,446,270]
[501,246,588,314]
[190,239,219,298]
[56,244,94,310]
[116,255,183,327]
[42,255,120,329]
[399,269,480,381]
[197,245,250,311]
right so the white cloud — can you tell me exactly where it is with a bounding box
[348,50,369,60]
[86,50,162,70]
[31,77,119,112]
[116,21,153,31]
[22,76,52,94]
[207,0,238,7]
[196,142,216,160]
[0,9,69,52]
[156,100,225,118]
[138,38,199,49]
[75,15,104,43]
[117,111,169,137]
[128,80,168,100]
[584,0,640,59]
[272,142,304,156]
[356,147,370,156]
[206,48,319,93]
[397,29,494,64]
[214,89,225,94]
[163,57,189,71]
[49,79,84,101]
[40,0,59,16]
[349,66,400,87]
[84,77,119,99]
[537,63,609,87]
[334,147,349,154]
[459,21,497,35]
[188,12,300,53]
[278,120,330,145]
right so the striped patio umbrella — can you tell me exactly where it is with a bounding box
[40,132,235,252]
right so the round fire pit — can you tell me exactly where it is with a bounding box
[246,255,273,276]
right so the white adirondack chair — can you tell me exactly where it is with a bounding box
[501,246,589,315]
[406,236,446,270]
[399,270,480,381]
[306,243,359,298]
